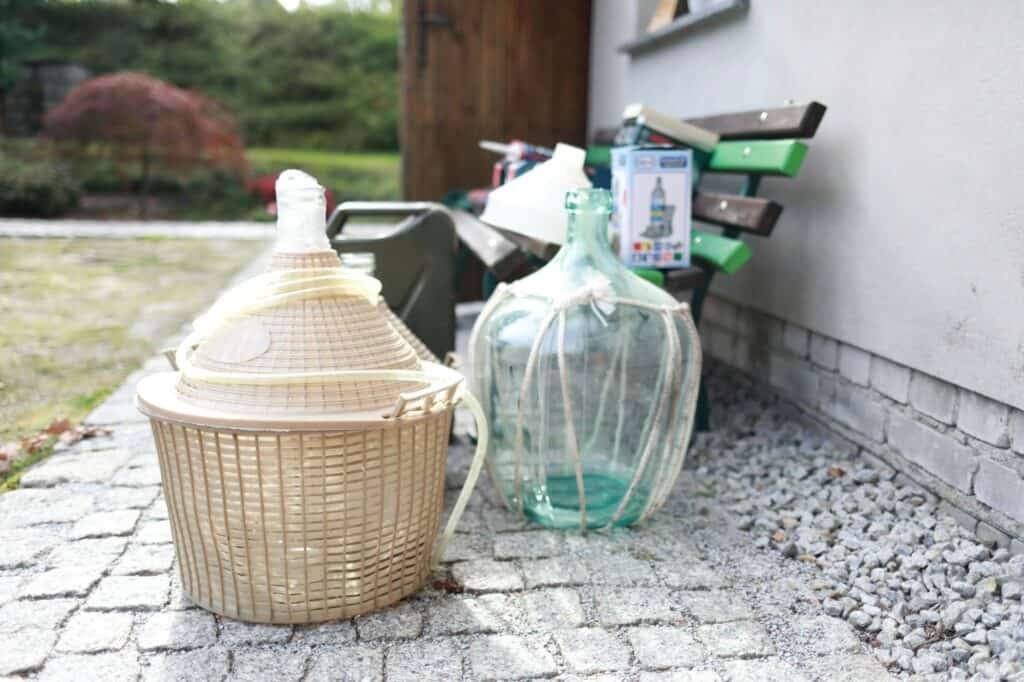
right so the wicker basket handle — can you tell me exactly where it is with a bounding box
[431,387,489,571]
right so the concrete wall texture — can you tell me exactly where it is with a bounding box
[589,1,1024,411]
[588,1,1024,539]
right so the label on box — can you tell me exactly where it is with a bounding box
[610,147,692,269]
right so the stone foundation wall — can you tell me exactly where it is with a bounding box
[698,293,1024,548]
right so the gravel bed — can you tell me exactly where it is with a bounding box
[690,365,1024,679]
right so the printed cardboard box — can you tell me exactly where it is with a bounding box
[611,147,692,269]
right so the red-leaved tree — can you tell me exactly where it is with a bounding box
[43,71,246,217]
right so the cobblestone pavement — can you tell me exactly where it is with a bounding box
[0,218,274,241]
[0,310,896,681]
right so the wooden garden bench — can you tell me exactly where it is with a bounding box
[462,100,827,429]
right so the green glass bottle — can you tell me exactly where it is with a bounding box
[469,188,702,529]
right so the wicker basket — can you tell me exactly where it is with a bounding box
[136,170,485,623]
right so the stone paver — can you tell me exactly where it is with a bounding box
[678,590,753,623]
[113,542,175,575]
[46,536,128,569]
[522,587,585,630]
[0,488,94,527]
[87,575,169,610]
[452,559,524,592]
[0,302,898,681]
[56,611,134,653]
[70,509,141,539]
[554,627,632,673]
[19,448,132,488]
[306,645,383,682]
[232,646,309,682]
[20,564,107,598]
[38,652,141,682]
[143,647,230,682]
[468,635,558,679]
[219,619,292,646]
[596,587,679,626]
[697,622,776,659]
[628,626,705,670]
[723,658,810,681]
[138,610,218,651]
[355,601,423,640]
[386,639,463,682]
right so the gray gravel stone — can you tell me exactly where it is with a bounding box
[627,626,704,669]
[138,610,218,651]
[143,647,230,682]
[554,628,631,673]
[232,646,309,682]
[355,601,423,640]
[386,639,463,682]
[595,588,677,626]
[306,645,383,682]
[792,615,862,654]
[56,611,134,653]
[723,658,810,682]
[467,635,557,680]
[696,621,776,659]
[452,559,524,592]
[87,575,169,610]
[38,652,140,682]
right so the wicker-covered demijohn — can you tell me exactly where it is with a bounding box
[136,170,486,623]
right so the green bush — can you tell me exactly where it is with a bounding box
[0,155,80,217]
[16,0,400,152]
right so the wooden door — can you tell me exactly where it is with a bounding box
[401,0,592,201]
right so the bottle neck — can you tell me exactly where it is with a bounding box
[556,209,613,265]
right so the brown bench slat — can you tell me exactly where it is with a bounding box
[662,265,707,294]
[592,102,825,147]
[693,192,783,236]
[686,102,826,140]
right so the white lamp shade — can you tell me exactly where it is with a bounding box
[480,143,592,245]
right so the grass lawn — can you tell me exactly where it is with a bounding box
[247,148,400,202]
[0,237,265,445]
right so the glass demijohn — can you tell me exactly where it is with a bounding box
[470,188,702,529]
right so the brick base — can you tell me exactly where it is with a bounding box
[699,294,1024,549]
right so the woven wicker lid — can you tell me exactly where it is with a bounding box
[159,170,431,418]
